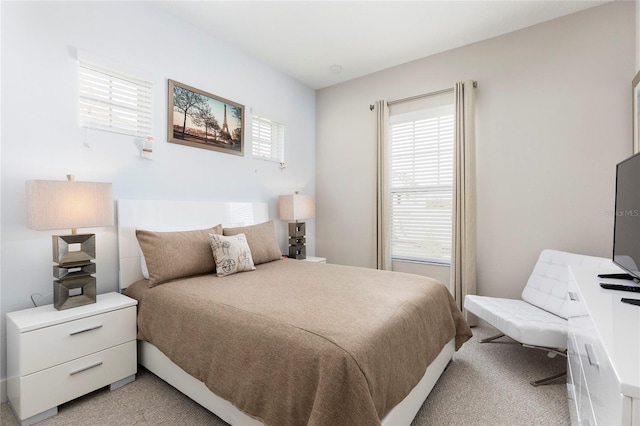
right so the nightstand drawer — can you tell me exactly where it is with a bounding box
[14,340,136,420]
[18,306,136,375]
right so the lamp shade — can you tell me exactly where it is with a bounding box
[278,193,315,221]
[26,179,114,231]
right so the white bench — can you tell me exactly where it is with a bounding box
[464,249,612,386]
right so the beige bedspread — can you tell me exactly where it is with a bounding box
[125,259,471,426]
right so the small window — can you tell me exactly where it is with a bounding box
[78,58,152,137]
[252,115,284,161]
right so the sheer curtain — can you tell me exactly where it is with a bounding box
[375,100,392,271]
[451,81,477,323]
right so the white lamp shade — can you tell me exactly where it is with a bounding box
[278,193,315,221]
[26,180,114,231]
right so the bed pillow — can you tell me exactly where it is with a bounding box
[223,220,282,265]
[137,224,222,279]
[136,225,223,287]
[209,233,256,277]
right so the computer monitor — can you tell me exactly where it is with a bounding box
[612,152,640,280]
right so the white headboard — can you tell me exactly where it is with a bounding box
[117,199,269,290]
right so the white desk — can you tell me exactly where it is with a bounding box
[568,266,640,426]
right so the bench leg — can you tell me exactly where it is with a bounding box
[479,333,505,343]
[522,344,567,359]
[530,371,566,387]
[476,332,567,386]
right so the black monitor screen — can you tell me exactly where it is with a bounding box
[613,152,640,279]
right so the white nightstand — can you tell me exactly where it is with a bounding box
[7,292,138,426]
[300,256,326,263]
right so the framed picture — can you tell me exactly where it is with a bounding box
[168,79,244,156]
[633,70,640,154]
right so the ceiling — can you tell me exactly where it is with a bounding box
[155,1,610,90]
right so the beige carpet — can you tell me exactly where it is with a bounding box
[1,325,569,425]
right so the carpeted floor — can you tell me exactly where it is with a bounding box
[1,324,569,425]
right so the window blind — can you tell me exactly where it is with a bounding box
[390,105,454,263]
[78,60,152,137]
[252,115,284,161]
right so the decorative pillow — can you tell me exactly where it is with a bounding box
[223,220,281,265]
[209,233,256,277]
[136,225,223,287]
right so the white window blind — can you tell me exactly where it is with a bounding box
[252,115,284,161]
[390,104,454,263]
[78,59,152,137]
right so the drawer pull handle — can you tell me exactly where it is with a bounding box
[70,361,103,376]
[69,325,103,336]
[585,344,599,368]
[568,291,579,301]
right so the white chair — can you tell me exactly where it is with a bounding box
[464,249,612,386]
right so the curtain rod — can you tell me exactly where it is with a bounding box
[387,87,453,106]
[370,80,477,110]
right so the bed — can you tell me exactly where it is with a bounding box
[117,199,472,426]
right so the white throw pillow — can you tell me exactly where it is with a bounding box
[209,233,256,277]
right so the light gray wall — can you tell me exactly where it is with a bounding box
[317,3,634,297]
[0,1,316,400]
[637,1,640,72]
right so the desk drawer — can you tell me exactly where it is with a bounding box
[14,340,136,419]
[567,331,582,422]
[18,306,136,375]
[574,314,623,426]
[579,365,596,426]
[567,361,579,425]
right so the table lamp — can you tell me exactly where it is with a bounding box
[26,175,113,310]
[278,192,315,259]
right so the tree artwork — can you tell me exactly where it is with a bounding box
[173,86,207,140]
[191,104,220,141]
[168,80,244,156]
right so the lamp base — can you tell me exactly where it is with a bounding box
[287,223,307,259]
[54,276,96,310]
[53,234,95,264]
[52,233,98,310]
[288,245,307,260]
[288,222,306,237]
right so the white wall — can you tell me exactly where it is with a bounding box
[317,3,634,295]
[0,1,316,400]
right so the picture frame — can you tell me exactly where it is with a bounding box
[633,70,640,154]
[168,79,244,156]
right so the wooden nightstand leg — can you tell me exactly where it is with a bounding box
[14,406,57,426]
[110,374,136,391]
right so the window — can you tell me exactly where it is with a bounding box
[390,104,454,264]
[252,115,284,161]
[78,58,152,137]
